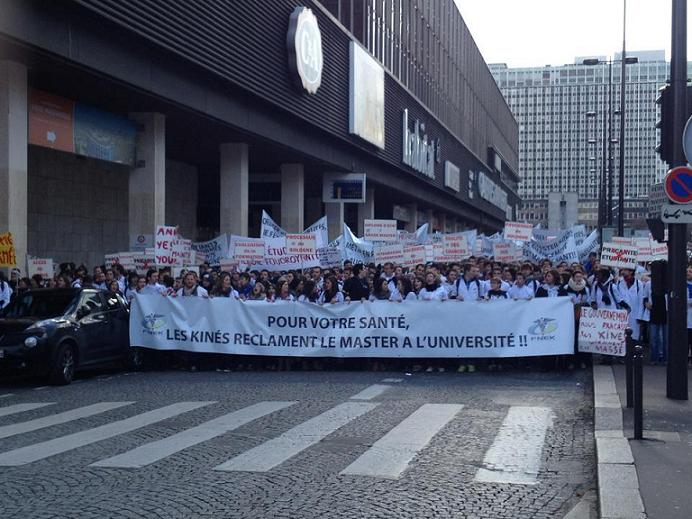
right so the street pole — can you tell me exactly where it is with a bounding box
[667,0,688,400]
[601,82,608,237]
[617,0,627,236]
[608,61,614,226]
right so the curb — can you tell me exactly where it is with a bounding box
[592,365,646,519]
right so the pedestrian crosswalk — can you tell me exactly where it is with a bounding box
[0,396,556,483]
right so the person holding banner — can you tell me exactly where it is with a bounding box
[390,277,417,302]
[418,272,448,302]
[591,269,628,311]
[343,264,370,302]
[140,269,166,296]
[318,276,343,305]
[456,264,484,302]
[211,273,239,299]
[535,271,567,298]
[507,273,534,301]
[177,272,208,298]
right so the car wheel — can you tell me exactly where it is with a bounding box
[127,347,145,371]
[50,343,75,385]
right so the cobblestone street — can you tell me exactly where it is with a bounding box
[0,369,595,518]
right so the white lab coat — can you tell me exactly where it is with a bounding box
[617,278,645,341]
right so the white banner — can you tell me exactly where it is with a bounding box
[443,234,470,260]
[251,237,321,272]
[131,296,575,358]
[504,222,533,241]
[261,210,329,249]
[231,237,265,266]
[364,219,398,242]
[192,236,228,266]
[577,230,600,262]
[600,242,638,270]
[403,245,427,267]
[342,223,375,265]
[524,230,578,263]
[577,307,628,356]
[493,242,521,263]
[286,234,317,256]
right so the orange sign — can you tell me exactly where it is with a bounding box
[28,89,74,153]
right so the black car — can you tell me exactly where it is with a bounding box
[0,288,141,385]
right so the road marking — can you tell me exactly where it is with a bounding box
[340,403,463,479]
[214,402,378,473]
[0,402,134,440]
[349,384,391,400]
[0,394,14,399]
[91,401,296,468]
[33,386,48,391]
[381,378,403,383]
[0,401,214,466]
[474,406,554,485]
[0,402,54,418]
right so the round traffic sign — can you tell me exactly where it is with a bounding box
[664,166,692,204]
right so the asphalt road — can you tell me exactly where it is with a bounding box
[0,367,595,518]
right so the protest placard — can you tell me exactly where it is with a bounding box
[191,235,227,266]
[363,219,398,242]
[403,245,426,267]
[650,241,668,261]
[611,236,633,245]
[286,233,317,255]
[375,244,404,265]
[27,258,53,279]
[155,226,179,266]
[492,242,521,263]
[578,307,628,356]
[600,242,638,270]
[0,232,16,267]
[219,258,239,273]
[443,234,470,260]
[633,237,653,262]
[503,222,533,241]
[233,238,266,265]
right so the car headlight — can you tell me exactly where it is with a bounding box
[24,327,47,348]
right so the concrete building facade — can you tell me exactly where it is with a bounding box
[0,0,518,270]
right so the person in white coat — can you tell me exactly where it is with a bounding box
[591,268,629,312]
[419,272,448,301]
[0,272,12,310]
[616,268,645,341]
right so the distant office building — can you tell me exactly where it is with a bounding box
[490,51,687,231]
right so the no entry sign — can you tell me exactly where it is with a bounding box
[664,166,692,204]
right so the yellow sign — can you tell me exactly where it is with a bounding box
[0,232,17,267]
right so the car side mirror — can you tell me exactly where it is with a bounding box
[77,305,91,319]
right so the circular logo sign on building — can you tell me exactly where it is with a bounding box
[287,7,323,94]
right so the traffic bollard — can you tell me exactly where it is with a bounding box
[625,328,633,408]
[633,344,644,440]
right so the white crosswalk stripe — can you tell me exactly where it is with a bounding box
[349,384,391,400]
[0,401,214,466]
[0,402,134,440]
[91,401,296,468]
[340,403,463,479]
[0,402,54,418]
[474,406,554,485]
[214,401,378,473]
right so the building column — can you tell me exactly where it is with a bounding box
[129,113,165,244]
[220,143,249,236]
[0,62,27,272]
[280,163,304,232]
[305,197,322,227]
[426,209,435,231]
[438,213,447,234]
[326,202,344,242]
[405,203,418,232]
[357,187,375,236]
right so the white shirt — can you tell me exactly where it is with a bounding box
[456,277,485,301]
[617,278,645,341]
[442,281,458,299]
[318,291,344,304]
[0,281,12,309]
[390,291,418,302]
[418,286,448,301]
[507,284,534,300]
[177,285,209,297]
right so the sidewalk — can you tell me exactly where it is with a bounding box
[610,364,692,519]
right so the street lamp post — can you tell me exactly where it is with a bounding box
[617,0,628,237]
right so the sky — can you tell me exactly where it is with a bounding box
[454,0,689,68]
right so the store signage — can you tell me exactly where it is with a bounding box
[402,109,440,179]
[444,161,460,192]
[287,7,323,94]
[477,171,508,211]
[322,173,367,203]
[349,41,385,148]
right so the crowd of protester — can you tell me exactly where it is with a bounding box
[0,251,689,373]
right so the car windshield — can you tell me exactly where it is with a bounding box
[1,291,77,319]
